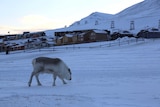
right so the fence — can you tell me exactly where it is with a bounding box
[52,37,145,50]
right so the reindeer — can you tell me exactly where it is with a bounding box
[28,57,72,87]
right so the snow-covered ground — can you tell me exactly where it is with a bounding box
[0,38,160,107]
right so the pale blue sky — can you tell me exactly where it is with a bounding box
[0,0,144,34]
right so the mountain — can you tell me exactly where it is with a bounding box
[115,0,160,19]
[45,0,160,35]
[70,12,113,27]
[67,0,160,33]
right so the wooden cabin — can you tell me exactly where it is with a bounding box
[77,32,86,43]
[55,29,110,45]
[72,35,78,43]
[62,34,73,44]
[76,30,110,43]
[56,34,73,45]
[88,30,110,42]
[24,32,45,38]
[56,37,63,45]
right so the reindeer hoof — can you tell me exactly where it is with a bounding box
[28,82,31,87]
[38,84,42,86]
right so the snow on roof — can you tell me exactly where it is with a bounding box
[79,32,86,36]
[57,37,63,39]
[45,30,55,38]
[4,39,28,45]
[0,39,3,43]
[147,28,160,32]
[93,29,107,34]
[65,34,74,37]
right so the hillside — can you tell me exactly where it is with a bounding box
[70,12,113,27]
[49,0,160,34]
[115,0,160,18]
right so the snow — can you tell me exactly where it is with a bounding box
[0,38,160,107]
[65,34,74,37]
[93,29,108,34]
[1,1,160,106]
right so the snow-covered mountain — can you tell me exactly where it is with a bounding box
[70,12,113,27]
[50,0,160,34]
[115,0,160,18]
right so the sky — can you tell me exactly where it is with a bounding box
[0,0,144,35]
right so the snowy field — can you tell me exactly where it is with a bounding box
[0,38,160,107]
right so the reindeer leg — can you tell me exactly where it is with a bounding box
[53,74,57,86]
[57,75,67,84]
[28,72,35,87]
[62,79,67,84]
[35,74,42,86]
[59,77,67,84]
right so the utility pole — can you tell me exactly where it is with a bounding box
[130,21,135,30]
[95,20,98,25]
[111,21,115,29]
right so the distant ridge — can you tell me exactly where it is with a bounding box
[45,0,160,35]
[115,0,160,18]
[70,12,113,27]
[68,0,160,32]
